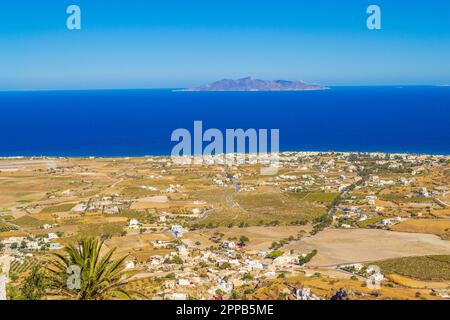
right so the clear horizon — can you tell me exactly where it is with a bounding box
[0,83,449,93]
[1,0,449,90]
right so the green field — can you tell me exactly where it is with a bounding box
[197,191,326,227]
[375,255,450,281]
[78,222,127,238]
[41,203,76,213]
[292,192,339,204]
[13,215,51,228]
[120,186,159,198]
[378,194,433,204]
[356,216,384,228]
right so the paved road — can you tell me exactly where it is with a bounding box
[199,207,220,220]
[200,178,241,220]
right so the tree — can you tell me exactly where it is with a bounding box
[215,288,225,296]
[20,264,48,300]
[47,238,137,300]
[270,241,282,250]
[298,249,318,266]
[266,250,284,259]
[241,273,253,281]
[170,255,183,265]
[6,285,20,300]
[219,262,231,270]
[239,236,249,245]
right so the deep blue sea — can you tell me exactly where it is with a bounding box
[0,86,449,156]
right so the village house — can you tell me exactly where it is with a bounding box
[104,206,119,214]
[128,218,141,229]
[26,241,40,250]
[152,240,172,249]
[71,203,87,213]
[49,243,63,250]
[177,279,191,287]
[365,196,377,205]
[221,241,236,250]
[171,225,186,238]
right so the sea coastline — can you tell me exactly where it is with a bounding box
[1,87,449,157]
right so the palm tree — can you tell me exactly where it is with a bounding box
[47,238,136,300]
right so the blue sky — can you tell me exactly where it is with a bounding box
[1,0,449,90]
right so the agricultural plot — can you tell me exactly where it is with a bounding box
[375,255,450,281]
[391,219,450,240]
[0,222,18,233]
[234,191,326,222]
[9,257,40,275]
[291,192,339,205]
[13,215,51,228]
[41,203,76,213]
[284,229,450,267]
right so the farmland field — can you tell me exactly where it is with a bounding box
[284,229,450,266]
[375,255,450,281]
[391,219,450,240]
[0,222,18,233]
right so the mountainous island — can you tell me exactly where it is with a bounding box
[178,77,328,92]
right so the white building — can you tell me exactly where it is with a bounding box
[167,293,188,300]
[128,219,140,229]
[71,203,87,213]
[177,245,189,258]
[366,196,377,205]
[221,241,236,250]
[49,243,63,250]
[26,241,40,250]
[177,279,191,286]
[245,259,264,270]
[171,225,186,237]
[47,233,59,240]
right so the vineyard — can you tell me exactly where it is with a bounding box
[9,257,40,274]
[0,222,18,233]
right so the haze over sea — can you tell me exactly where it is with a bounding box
[0,86,449,157]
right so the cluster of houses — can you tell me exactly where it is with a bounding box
[137,237,312,300]
[70,195,131,215]
[1,233,63,252]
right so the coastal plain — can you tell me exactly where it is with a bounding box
[0,152,449,300]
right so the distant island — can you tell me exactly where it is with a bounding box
[178,77,328,92]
